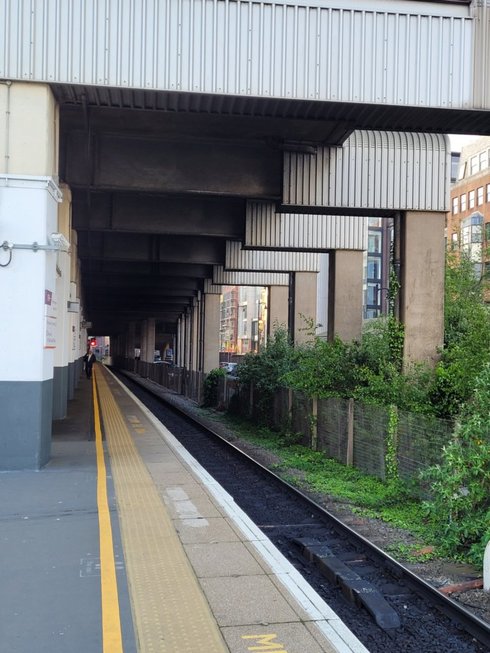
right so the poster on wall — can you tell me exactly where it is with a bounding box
[44,289,57,349]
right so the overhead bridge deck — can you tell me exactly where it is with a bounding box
[0,363,367,653]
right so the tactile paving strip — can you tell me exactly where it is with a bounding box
[95,368,228,653]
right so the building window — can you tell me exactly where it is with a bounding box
[485,223,490,243]
[470,156,478,176]
[469,190,475,209]
[458,161,467,180]
[368,232,382,253]
[367,256,381,280]
[472,225,482,243]
[479,151,488,171]
[477,187,484,206]
[366,283,380,305]
[460,193,467,211]
[487,184,490,203]
[452,197,459,214]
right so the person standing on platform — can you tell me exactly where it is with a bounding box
[84,349,96,379]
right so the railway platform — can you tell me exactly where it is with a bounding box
[0,363,368,653]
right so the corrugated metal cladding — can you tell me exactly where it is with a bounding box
[213,266,289,286]
[473,1,490,109]
[203,279,222,294]
[0,0,477,110]
[283,131,450,211]
[246,201,367,250]
[225,241,320,272]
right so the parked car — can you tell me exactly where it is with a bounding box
[223,362,238,375]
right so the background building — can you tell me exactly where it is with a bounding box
[220,286,268,359]
[448,137,490,281]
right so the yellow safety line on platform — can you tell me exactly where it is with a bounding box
[92,368,124,653]
[95,366,228,653]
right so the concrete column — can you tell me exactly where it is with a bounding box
[191,298,200,372]
[147,319,156,362]
[185,310,192,369]
[140,321,148,362]
[293,272,318,345]
[69,235,83,392]
[203,294,220,373]
[175,317,182,366]
[142,318,156,362]
[268,286,289,334]
[400,211,445,366]
[0,82,60,469]
[126,322,136,358]
[52,184,72,419]
[327,251,363,342]
[179,316,185,367]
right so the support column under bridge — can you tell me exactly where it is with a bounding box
[280,130,449,364]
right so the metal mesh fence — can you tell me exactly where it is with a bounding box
[113,357,456,488]
[397,410,453,483]
[353,403,389,479]
[317,397,349,464]
[292,391,313,446]
[273,387,291,431]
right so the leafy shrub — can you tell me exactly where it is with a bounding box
[423,363,490,563]
[429,253,490,418]
[237,327,294,424]
[202,367,226,407]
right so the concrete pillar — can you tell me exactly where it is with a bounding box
[203,294,220,373]
[175,317,183,367]
[400,211,445,366]
[141,318,156,362]
[69,235,83,392]
[191,298,200,372]
[327,251,364,342]
[140,320,148,362]
[268,286,289,334]
[184,309,192,369]
[126,322,136,358]
[293,272,318,345]
[52,184,72,419]
[0,82,60,469]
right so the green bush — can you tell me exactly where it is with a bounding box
[202,367,226,407]
[237,327,294,424]
[429,253,490,418]
[422,363,490,563]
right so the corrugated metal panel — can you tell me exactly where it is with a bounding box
[225,241,320,271]
[213,266,289,286]
[0,0,477,110]
[246,201,367,250]
[473,1,490,109]
[283,131,450,211]
[203,279,222,294]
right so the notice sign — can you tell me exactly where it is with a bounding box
[44,289,57,349]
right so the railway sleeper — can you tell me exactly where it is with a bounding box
[293,538,401,630]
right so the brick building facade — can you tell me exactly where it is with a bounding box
[448,137,490,280]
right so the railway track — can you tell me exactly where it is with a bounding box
[112,369,490,653]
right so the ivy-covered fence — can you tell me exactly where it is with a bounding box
[231,383,453,487]
[114,356,454,489]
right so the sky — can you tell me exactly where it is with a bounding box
[448,134,480,152]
